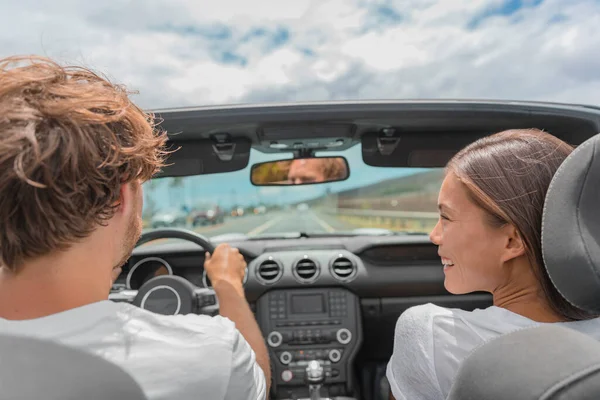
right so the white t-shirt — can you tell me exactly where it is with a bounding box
[0,300,266,400]
[386,303,600,400]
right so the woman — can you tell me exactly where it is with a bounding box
[386,128,600,400]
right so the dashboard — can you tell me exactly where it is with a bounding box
[114,235,448,298]
[111,235,492,399]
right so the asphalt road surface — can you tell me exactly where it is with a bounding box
[145,208,358,239]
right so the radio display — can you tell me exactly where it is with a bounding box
[291,294,325,314]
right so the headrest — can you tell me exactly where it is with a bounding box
[447,324,600,400]
[542,132,600,313]
[0,334,147,399]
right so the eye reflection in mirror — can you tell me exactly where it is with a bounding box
[251,156,349,186]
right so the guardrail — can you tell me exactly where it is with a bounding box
[322,208,439,232]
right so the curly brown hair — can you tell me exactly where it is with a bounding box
[0,55,169,271]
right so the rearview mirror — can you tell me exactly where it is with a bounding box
[251,157,350,186]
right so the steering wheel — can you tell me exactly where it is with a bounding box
[134,227,216,252]
[131,228,220,316]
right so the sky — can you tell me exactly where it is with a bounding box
[2,0,599,210]
[2,0,599,109]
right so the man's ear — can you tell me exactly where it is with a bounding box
[115,182,135,215]
[500,224,526,263]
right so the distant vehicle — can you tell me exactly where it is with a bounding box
[190,205,225,226]
[297,203,309,212]
[231,207,245,217]
[150,209,188,228]
[254,205,267,214]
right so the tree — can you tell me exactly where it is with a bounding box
[168,177,184,207]
[142,180,159,224]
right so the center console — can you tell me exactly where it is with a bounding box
[257,288,362,399]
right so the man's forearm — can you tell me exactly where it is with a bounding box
[213,280,271,394]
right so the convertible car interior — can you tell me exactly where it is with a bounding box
[84,100,600,400]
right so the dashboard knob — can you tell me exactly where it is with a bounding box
[280,351,292,365]
[267,331,283,347]
[329,349,342,363]
[281,369,293,383]
[336,328,352,345]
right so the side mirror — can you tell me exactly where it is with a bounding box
[251,157,350,186]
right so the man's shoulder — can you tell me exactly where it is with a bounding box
[98,303,247,399]
[116,302,238,344]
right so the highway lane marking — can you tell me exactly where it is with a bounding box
[247,215,286,236]
[193,214,267,234]
[311,212,336,233]
[193,222,231,234]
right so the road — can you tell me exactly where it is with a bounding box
[194,209,357,237]
[144,208,358,238]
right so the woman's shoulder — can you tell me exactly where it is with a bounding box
[395,303,458,329]
[395,303,537,340]
[393,303,455,343]
[390,304,539,398]
[399,302,501,318]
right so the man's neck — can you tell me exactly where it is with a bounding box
[0,250,112,320]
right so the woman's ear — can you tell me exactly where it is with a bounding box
[501,224,526,263]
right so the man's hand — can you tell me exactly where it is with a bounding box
[204,243,246,296]
[206,243,271,397]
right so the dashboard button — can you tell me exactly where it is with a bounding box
[281,370,293,383]
[329,349,342,363]
[267,331,283,347]
[280,351,292,365]
[336,328,352,345]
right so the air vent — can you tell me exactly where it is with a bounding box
[293,257,319,283]
[256,258,282,284]
[331,256,357,281]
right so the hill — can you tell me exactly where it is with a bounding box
[334,169,444,212]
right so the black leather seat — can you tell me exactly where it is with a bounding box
[0,334,147,400]
[447,132,600,400]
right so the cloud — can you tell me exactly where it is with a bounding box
[0,0,599,109]
[239,0,600,106]
[467,0,544,29]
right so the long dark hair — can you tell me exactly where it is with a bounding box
[447,128,595,321]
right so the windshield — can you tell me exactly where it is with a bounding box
[142,145,442,238]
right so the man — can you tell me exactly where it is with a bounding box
[287,157,348,184]
[0,56,270,400]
